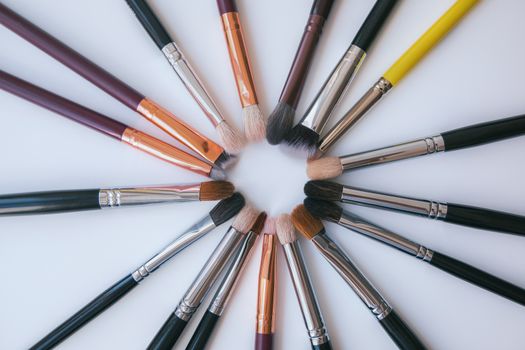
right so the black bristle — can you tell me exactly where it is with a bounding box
[284,124,320,155]
[266,102,295,145]
[304,181,343,201]
[209,192,245,226]
[215,152,238,170]
[304,198,342,223]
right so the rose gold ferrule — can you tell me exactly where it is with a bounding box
[121,127,212,178]
[221,12,258,108]
[256,233,277,334]
[137,98,224,163]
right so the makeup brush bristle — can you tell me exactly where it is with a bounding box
[250,212,268,235]
[304,198,342,223]
[216,120,245,154]
[210,165,228,180]
[214,152,239,171]
[199,181,235,201]
[304,180,343,201]
[243,104,266,142]
[275,214,297,245]
[233,204,260,233]
[291,204,324,240]
[263,217,276,235]
[266,102,295,145]
[307,157,342,180]
[284,124,320,156]
[209,192,245,226]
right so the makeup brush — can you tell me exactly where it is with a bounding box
[185,213,266,350]
[125,0,244,154]
[307,114,525,179]
[305,198,525,306]
[0,70,225,180]
[0,3,235,169]
[276,214,332,350]
[29,193,245,350]
[255,218,277,350]
[291,205,427,350]
[218,0,266,142]
[305,181,525,236]
[147,205,260,350]
[285,0,398,153]
[266,0,334,145]
[316,0,479,155]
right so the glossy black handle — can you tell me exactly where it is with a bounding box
[147,313,188,350]
[0,189,100,216]
[30,274,138,350]
[441,114,525,151]
[310,0,335,18]
[312,341,333,350]
[429,251,525,306]
[126,0,172,49]
[352,0,398,51]
[444,203,525,236]
[379,311,427,350]
[185,310,220,350]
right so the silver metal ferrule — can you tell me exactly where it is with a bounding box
[99,183,201,208]
[208,230,258,316]
[162,42,224,126]
[282,241,330,346]
[318,77,393,153]
[341,186,448,219]
[174,226,245,321]
[311,233,392,320]
[300,45,366,134]
[131,215,216,282]
[338,134,445,171]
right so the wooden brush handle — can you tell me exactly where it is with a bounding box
[185,310,220,350]
[352,0,398,51]
[147,313,188,350]
[126,0,172,49]
[379,311,427,350]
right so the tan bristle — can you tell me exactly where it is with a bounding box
[216,121,245,154]
[263,217,276,235]
[232,204,260,234]
[276,214,297,245]
[199,181,235,201]
[306,157,343,180]
[291,205,324,240]
[250,212,267,235]
[243,104,266,142]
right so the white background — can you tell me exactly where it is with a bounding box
[1,0,525,349]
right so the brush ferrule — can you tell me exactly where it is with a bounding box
[283,242,330,346]
[416,247,434,262]
[99,184,200,208]
[318,77,392,153]
[300,45,366,134]
[311,233,391,320]
[174,226,245,321]
[162,42,224,126]
[338,134,445,171]
[132,215,215,282]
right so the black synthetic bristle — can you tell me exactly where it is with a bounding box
[304,181,343,201]
[215,151,238,170]
[284,124,320,155]
[304,198,342,223]
[210,192,245,226]
[266,102,295,145]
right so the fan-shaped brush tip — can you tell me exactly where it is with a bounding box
[306,157,342,180]
[266,102,295,145]
[243,104,266,142]
[209,192,245,226]
[304,181,343,201]
[199,181,235,201]
[291,204,324,240]
[276,214,297,245]
[216,121,245,154]
[233,204,260,233]
[304,198,342,223]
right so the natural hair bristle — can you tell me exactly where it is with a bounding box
[304,198,342,223]
[216,121,245,154]
[232,204,260,234]
[284,124,320,156]
[199,181,235,201]
[250,212,267,235]
[306,157,342,180]
[263,217,276,235]
[275,214,297,245]
[209,192,245,226]
[291,205,324,240]
[304,180,343,201]
[266,102,295,145]
[243,104,266,142]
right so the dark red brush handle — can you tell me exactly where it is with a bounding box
[217,0,237,15]
[0,3,144,110]
[255,333,273,350]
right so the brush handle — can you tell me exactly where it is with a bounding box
[147,313,188,350]
[441,114,525,151]
[126,0,172,49]
[185,310,220,350]
[255,333,273,350]
[379,311,427,350]
[30,274,138,350]
[217,0,237,15]
[352,0,398,51]
[0,190,100,216]
[312,341,333,350]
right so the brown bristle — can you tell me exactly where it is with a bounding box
[306,157,343,180]
[250,212,267,235]
[291,205,324,240]
[275,214,297,245]
[232,205,260,234]
[199,181,235,201]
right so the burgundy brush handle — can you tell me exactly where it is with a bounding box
[217,0,237,15]
[255,333,273,350]
[0,70,127,139]
[279,0,334,108]
[0,3,144,110]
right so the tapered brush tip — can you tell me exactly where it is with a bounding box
[304,180,343,201]
[291,204,324,240]
[209,192,245,226]
[303,198,342,223]
[263,217,276,235]
[307,157,342,180]
[284,124,320,156]
[243,104,266,142]
[233,204,260,233]
[216,121,245,154]
[266,102,295,145]
[275,214,297,245]
[199,181,235,201]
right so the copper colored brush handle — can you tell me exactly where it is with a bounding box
[256,234,277,336]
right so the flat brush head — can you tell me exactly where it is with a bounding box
[243,104,266,142]
[216,121,245,155]
[304,198,342,223]
[250,212,268,235]
[210,192,245,226]
[304,180,343,201]
[284,124,320,156]
[306,157,342,180]
[266,102,295,145]
[199,181,235,201]
[233,204,260,233]
[291,204,325,240]
[276,214,297,245]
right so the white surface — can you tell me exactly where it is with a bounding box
[1,0,525,349]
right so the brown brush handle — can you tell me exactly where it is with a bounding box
[217,0,237,15]
[255,333,273,350]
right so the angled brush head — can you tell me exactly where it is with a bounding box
[216,121,245,155]
[199,181,235,201]
[250,212,268,235]
[243,104,266,142]
[306,157,342,180]
[209,192,245,226]
[266,102,295,145]
[291,204,325,240]
[233,204,260,233]
[275,214,297,245]
[304,180,343,201]
[284,124,320,156]
[304,198,342,223]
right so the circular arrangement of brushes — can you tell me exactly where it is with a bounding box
[1,0,525,349]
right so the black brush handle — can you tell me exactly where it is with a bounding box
[185,310,220,350]
[379,311,427,350]
[126,0,172,49]
[147,313,188,350]
[312,341,333,350]
[444,203,525,236]
[441,114,525,151]
[30,274,138,350]
[352,0,398,51]
[429,251,525,306]
[0,189,101,216]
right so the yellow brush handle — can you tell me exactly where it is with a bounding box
[384,0,479,85]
